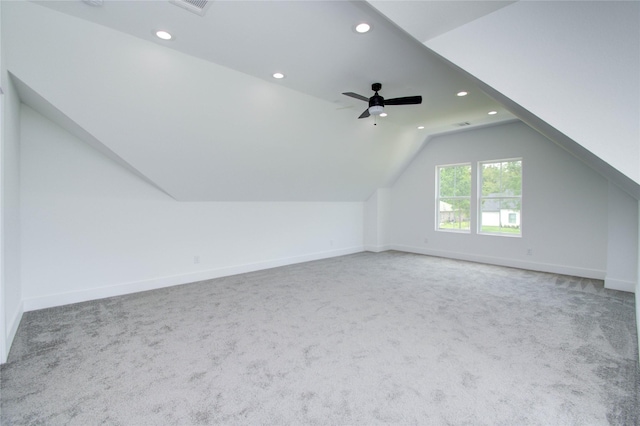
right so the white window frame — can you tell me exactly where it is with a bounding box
[477,158,522,237]
[436,162,472,233]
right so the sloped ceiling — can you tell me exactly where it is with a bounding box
[4,0,514,202]
[371,0,640,197]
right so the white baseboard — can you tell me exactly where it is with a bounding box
[390,244,606,281]
[22,246,364,312]
[604,277,636,293]
[2,300,24,363]
[637,291,640,364]
[364,245,391,253]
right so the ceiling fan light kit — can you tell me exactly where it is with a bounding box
[342,83,422,122]
[369,105,384,116]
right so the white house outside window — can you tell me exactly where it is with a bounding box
[479,159,522,236]
[436,163,471,232]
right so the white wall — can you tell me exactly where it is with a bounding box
[426,1,640,185]
[0,0,5,363]
[19,106,364,311]
[1,72,23,361]
[4,0,416,203]
[388,121,615,279]
[363,188,391,252]
[606,182,638,292]
[637,201,640,362]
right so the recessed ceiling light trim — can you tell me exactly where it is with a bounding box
[354,23,372,34]
[457,91,468,97]
[155,30,173,40]
[272,72,285,79]
[488,110,498,115]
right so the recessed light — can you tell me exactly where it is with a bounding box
[488,110,498,115]
[456,91,468,97]
[272,72,285,79]
[155,30,173,40]
[355,23,371,33]
[418,126,425,130]
[379,112,388,117]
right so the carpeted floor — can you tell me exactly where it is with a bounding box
[1,251,638,425]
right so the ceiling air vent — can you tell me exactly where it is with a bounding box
[169,0,212,16]
[455,121,471,127]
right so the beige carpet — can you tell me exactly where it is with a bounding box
[1,251,638,425]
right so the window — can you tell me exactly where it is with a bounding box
[437,164,471,232]
[479,159,522,236]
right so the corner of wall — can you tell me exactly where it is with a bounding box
[637,199,640,364]
[637,277,640,364]
[606,181,638,294]
[3,300,23,362]
[363,188,392,252]
[1,39,24,365]
[604,277,636,293]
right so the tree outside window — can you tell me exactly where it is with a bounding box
[437,164,471,232]
[479,159,522,235]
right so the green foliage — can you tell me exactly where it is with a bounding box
[438,164,471,231]
[437,161,522,235]
[481,160,521,197]
[439,220,470,231]
[438,164,471,197]
[480,225,521,235]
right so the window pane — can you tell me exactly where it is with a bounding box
[438,167,455,197]
[482,160,522,197]
[481,163,501,196]
[439,165,471,197]
[438,198,470,231]
[502,160,522,196]
[480,198,521,235]
[455,165,471,197]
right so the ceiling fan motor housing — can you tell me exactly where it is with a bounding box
[341,82,421,119]
[369,94,384,108]
[369,83,384,115]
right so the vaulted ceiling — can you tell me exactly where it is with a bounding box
[4,0,638,201]
[4,0,517,201]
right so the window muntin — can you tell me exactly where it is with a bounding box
[437,164,471,232]
[479,159,522,236]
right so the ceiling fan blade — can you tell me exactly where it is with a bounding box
[343,92,369,102]
[385,95,422,106]
[358,108,370,119]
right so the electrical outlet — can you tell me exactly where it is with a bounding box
[526,249,533,256]
[194,255,200,264]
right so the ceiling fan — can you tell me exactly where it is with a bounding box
[342,83,422,119]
